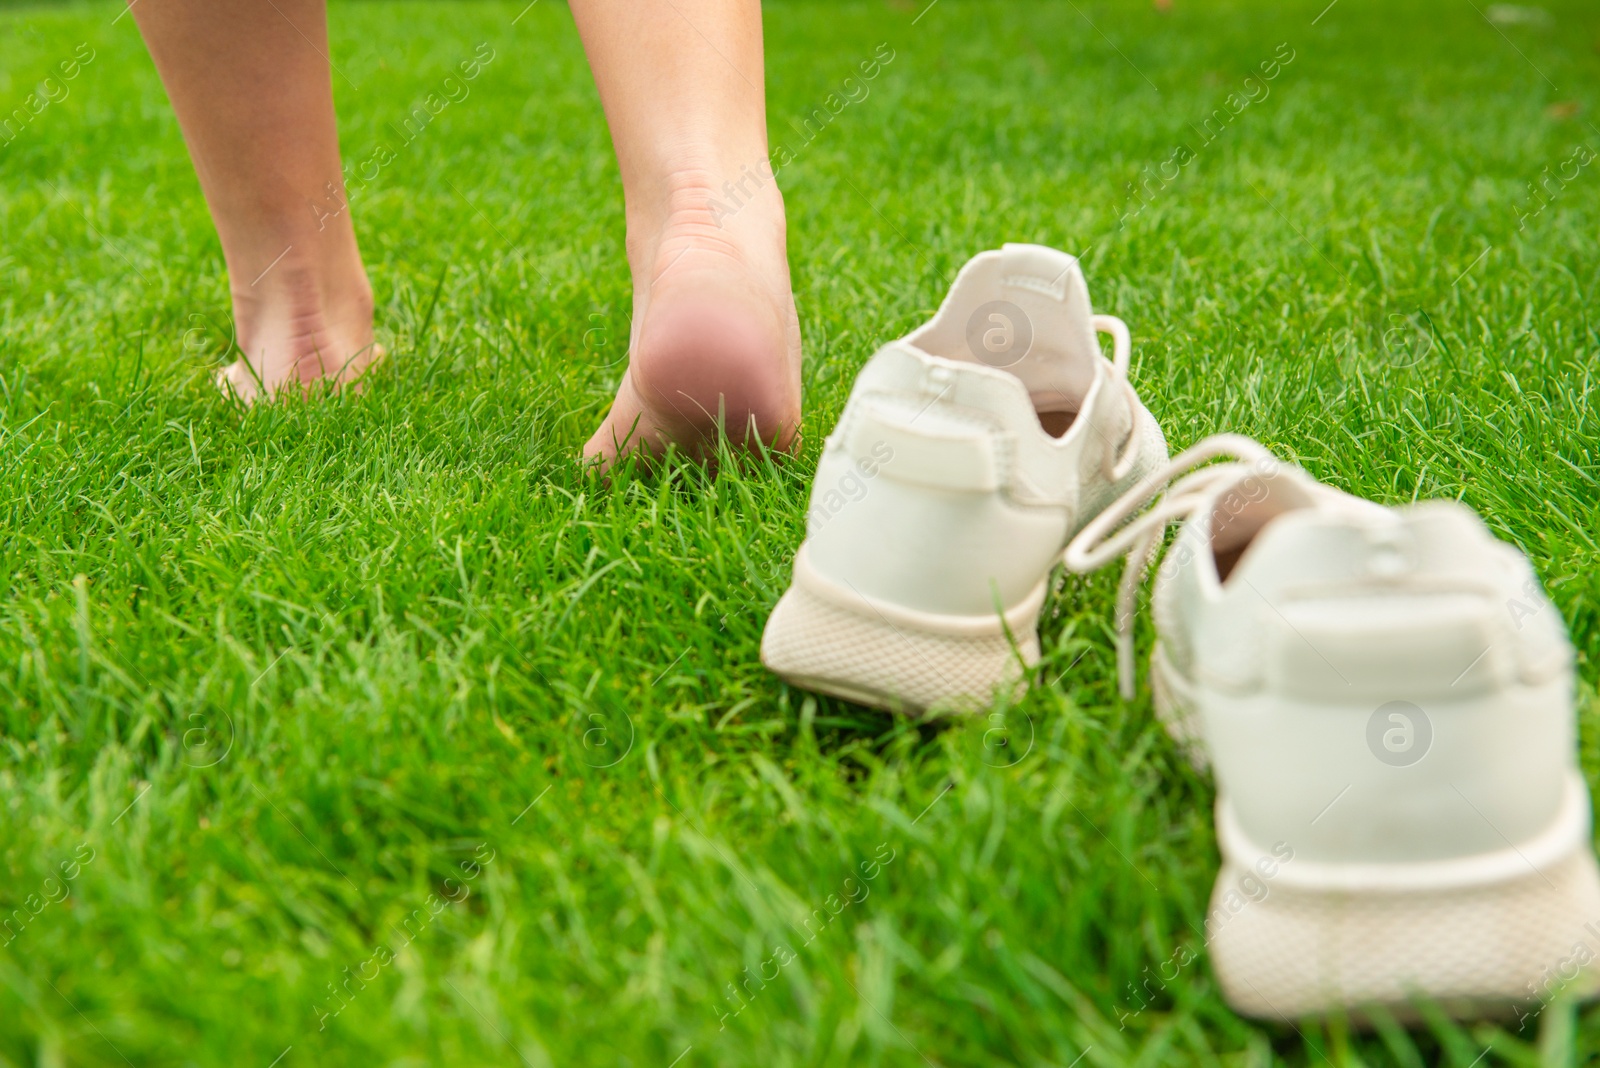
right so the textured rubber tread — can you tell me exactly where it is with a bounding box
[1208,847,1600,1020]
[761,574,1036,715]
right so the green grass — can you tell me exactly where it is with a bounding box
[2,0,1599,1063]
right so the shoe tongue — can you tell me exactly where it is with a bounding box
[907,243,1102,412]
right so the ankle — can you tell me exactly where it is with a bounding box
[232,242,370,316]
[228,255,374,378]
[624,160,786,278]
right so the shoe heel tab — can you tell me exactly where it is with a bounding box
[853,340,1036,406]
[998,243,1084,300]
[838,397,1002,493]
[1263,592,1510,699]
[1234,498,1504,591]
[1223,497,1572,697]
[1396,498,1496,545]
[1372,499,1521,577]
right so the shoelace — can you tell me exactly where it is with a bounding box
[1088,313,1145,482]
[1062,433,1280,699]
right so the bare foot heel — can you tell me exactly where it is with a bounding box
[584,181,803,467]
[629,284,797,452]
[216,342,385,404]
[215,266,378,405]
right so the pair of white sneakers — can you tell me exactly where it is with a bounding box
[760,244,1600,1021]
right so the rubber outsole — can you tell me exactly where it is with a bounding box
[760,548,1040,715]
[1207,844,1600,1021]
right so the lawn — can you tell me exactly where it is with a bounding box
[2,0,1599,1064]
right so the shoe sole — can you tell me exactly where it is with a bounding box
[1153,641,1600,1020]
[1206,841,1600,1022]
[761,546,1041,715]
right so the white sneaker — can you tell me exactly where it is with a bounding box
[761,244,1167,713]
[1065,434,1600,1020]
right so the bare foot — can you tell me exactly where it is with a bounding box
[216,259,380,405]
[584,170,802,465]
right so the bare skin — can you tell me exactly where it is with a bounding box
[131,0,378,403]
[132,0,802,457]
[569,0,802,463]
